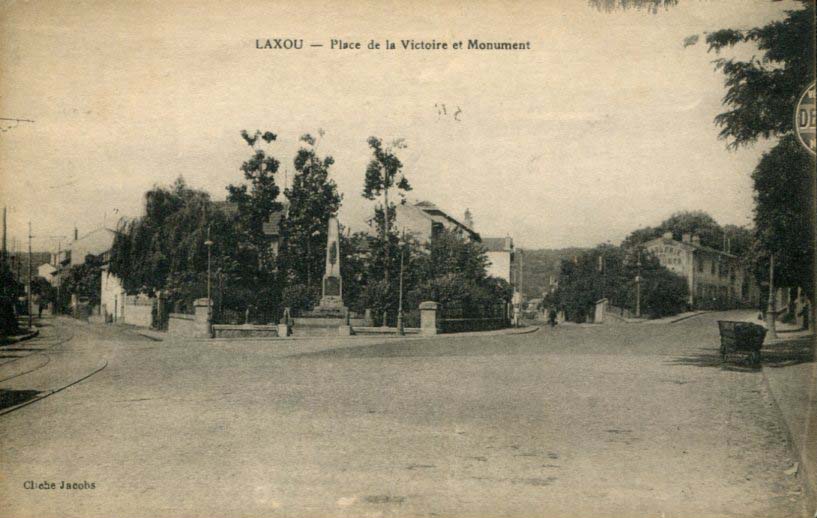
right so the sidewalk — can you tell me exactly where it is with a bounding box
[761,327,816,514]
[0,328,39,345]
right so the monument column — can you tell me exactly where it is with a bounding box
[315,216,347,316]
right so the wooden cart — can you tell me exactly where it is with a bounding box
[717,320,767,365]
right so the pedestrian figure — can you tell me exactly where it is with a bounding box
[799,301,810,330]
[548,308,558,328]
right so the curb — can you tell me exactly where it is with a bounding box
[134,330,165,342]
[191,326,538,343]
[500,325,540,336]
[0,360,108,416]
[0,328,40,346]
[668,311,707,324]
[761,366,817,514]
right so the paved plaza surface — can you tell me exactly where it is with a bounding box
[0,313,812,518]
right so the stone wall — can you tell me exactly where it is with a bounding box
[167,298,211,338]
[212,324,279,338]
[123,299,153,328]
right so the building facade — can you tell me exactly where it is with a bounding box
[482,236,515,285]
[391,201,479,244]
[644,232,759,309]
[70,228,118,266]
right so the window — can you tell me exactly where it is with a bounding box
[710,260,716,275]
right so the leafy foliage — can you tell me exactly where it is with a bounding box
[110,178,231,297]
[278,133,342,289]
[547,245,688,322]
[622,210,752,256]
[363,136,411,284]
[62,255,104,306]
[281,284,321,313]
[752,134,814,298]
[704,3,814,148]
[588,0,677,14]
[0,259,22,334]
[341,227,511,321]
[228,130,284,274]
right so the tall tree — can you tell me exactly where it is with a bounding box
[703,2,816,300]
[594,0,816,303]
[362,136,411,284]
[227,130,283,273]
[549,245,688,322]
[109,178,239,310]
[622,211,725,250]
[279,132,342,290]
[752,134,814,299]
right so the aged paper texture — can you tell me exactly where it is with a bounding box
[1,1,815,517]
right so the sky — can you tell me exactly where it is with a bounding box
[0,0,797,253]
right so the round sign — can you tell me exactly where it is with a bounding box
[794,81,816,156]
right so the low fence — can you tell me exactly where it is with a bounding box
[439,316,508,333]
[211,324,279,338]
[420,302,510,335]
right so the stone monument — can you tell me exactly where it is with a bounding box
[313,216,347,317]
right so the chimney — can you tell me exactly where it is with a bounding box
[463,208,474,230]
[682,233,691,243]
[691,235,701,246]
[662,231,673,240]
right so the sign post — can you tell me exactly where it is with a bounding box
[795,81,815,156]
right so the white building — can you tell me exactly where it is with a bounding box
[71,227,118,266]
[390,201,479,244]
[482,236,515,285]
[644,232,759,309]
[100,265,125,321]
[37,262,57,284]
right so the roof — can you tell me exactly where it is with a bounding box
[75,227,118,242]
[644,236,738,259]
[410,201,480,240]
[482,237,513,252]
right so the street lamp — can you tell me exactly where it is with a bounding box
[635,248,642,318]
[766,253,777,340]
[204,226,213,322]
[396,229,406,336]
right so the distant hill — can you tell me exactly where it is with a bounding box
[517,247,587,299]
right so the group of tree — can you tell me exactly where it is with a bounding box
[528,211,750,321]
[108,130,510,325]
[591,0,816,310]
[0,257,22,335]
[545,243,688,323]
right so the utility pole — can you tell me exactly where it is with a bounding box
[397,229,405,336]
[27,221,32,329]
[56,240,61,315]
[205,225,213,309]
[766,253,778,340]
[2,206,6,267]
[635,249,642,318]
[383,182,390,285]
